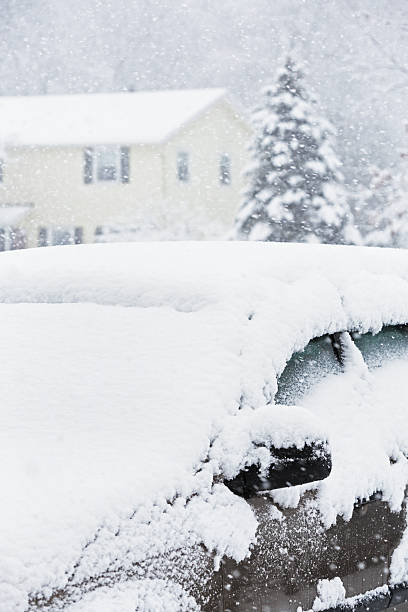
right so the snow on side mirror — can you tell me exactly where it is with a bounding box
[211,405,331,500]
[223,441,331,499]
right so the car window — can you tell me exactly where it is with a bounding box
[352,325,408,370]
[275,335,342,405]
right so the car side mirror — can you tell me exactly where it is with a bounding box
[224,441,331,499]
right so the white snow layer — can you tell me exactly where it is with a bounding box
[64,580,199,612]
[2,241,408,610]
[0,88,226,146]
[312,577,346,611]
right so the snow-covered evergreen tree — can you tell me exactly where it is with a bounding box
[358,167,408,247]
[235,58,352,244]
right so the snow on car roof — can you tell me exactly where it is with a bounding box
[3,240,408,611]
[0,88,226,146]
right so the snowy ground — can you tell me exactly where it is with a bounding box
[2,241,408,610]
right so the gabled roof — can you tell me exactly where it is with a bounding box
[0,88,227,146]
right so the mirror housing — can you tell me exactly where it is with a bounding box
[224,442,331,499]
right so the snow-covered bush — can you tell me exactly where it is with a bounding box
[235,58,353,245]
[352,166,408,248]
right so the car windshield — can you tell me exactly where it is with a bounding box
[275,334,342,405]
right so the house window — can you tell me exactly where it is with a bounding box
[219,153,231,185]
[38,227,48,247]
[96,146,119,181]
[84,148,93,184]
[53,227,73,246]
[120,146,130,183]
[0,227,26,251]
[74,227,83,244]
[51,227,83,246]
[84,146,130,183]
[177,152,189,182]
[9,228,25,250]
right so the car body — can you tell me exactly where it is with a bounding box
[2,241,408,612]
[210,327,408,611]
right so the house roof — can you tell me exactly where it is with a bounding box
[0,88,227,146]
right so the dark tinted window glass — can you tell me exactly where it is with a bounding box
[53,228,73,246]
[120,146,130,183]
[275,335,341,405]
[353,325,408,369]
[177,152,189,182]
[0,228,5,251]
[97,146,117,181]
[84,147,94,184]
[38,227,48,247]
[220,153,231,185]
[74,227,83,245]
[10,228,25,250]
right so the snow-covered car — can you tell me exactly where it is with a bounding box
[3,241,408,612]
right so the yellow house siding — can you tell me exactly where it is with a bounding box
[0,144,164,247]
[162,99,251,234]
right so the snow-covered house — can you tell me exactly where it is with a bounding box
[0,89,250,248]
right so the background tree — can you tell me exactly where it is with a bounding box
[356,166,408,247]
[235,58,353,244]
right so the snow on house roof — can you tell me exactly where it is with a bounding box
[2,241,408,609]
[0,88,227,146]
